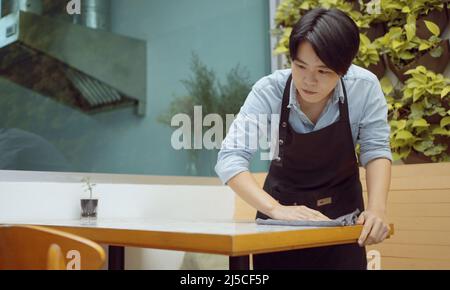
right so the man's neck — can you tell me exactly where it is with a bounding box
[296,89,334,112]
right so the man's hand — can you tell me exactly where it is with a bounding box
[357,210,390,247]
[269,204,331,221]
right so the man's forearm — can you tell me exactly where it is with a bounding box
[227,171,280,217]
[365,158,391,212]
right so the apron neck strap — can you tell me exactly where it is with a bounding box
[275,75,351,167]
[338,78,350,123]
[280,75,349,127]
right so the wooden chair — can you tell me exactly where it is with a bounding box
[0,225,105,270]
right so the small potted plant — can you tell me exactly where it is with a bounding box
[80,177,98,224]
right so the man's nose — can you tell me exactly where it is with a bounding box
[303,76,317,87]
[302,72,317,86]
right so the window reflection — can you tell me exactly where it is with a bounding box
[0,0,270,176]
[0,128,72,171]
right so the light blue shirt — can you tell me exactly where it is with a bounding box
[215,64,392,185]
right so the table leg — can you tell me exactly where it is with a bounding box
[229,255,250,270]
[108,246,125,270]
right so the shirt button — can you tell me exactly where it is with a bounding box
[281,122,287,128]
[279,139,284,146]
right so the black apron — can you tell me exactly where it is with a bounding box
[253,75,367,270]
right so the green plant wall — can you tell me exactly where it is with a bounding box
[273,0,450,163]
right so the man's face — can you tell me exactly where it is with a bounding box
[291,41,340,104]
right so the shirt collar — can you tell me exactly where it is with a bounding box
[287,78,344,109]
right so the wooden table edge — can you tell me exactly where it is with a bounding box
[0,222,394,256]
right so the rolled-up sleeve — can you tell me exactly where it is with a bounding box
[358,80,393,168]
[215,87,273,185]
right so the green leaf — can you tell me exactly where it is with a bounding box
[441,86,450,98]
[403,89,413,100]
[410,103,425,119]
[274,45,288,55]
[395,120,407,131]
[419,42,431,51]
[432,127,450,136]
[399,146,412,159]
[424,20,440,37]
[430,46,443,58]
[424,144,446,156]
[413,140,433,152]
[392,152,401,161]
[360,33,370,46]
[437,107,447,116]
[392,40,403,50]
[415,126,430,135]
[391,139,403,148]
[405,23,416,41]
[409,73,427,84]
[299,2,310,10]
[441,116,450,128]
[406,14,416,27]
[390,139,404,149]
[413,91,424,102]
[399,51,415,60]
[416,66,427,74]
[380,77,393,95]
[412,118,429,128]
[424,97,431,108]
[396,130,414,141]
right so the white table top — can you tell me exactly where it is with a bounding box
[0,217,324,236]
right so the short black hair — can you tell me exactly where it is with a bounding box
[289,8,360,76]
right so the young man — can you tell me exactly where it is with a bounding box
[215,8,392,269]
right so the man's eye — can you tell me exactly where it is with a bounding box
[297,64,305,69]
[319,70,330,74]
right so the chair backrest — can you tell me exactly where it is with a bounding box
[0,225,105,270]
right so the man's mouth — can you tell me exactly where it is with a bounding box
[302,88,317,95]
